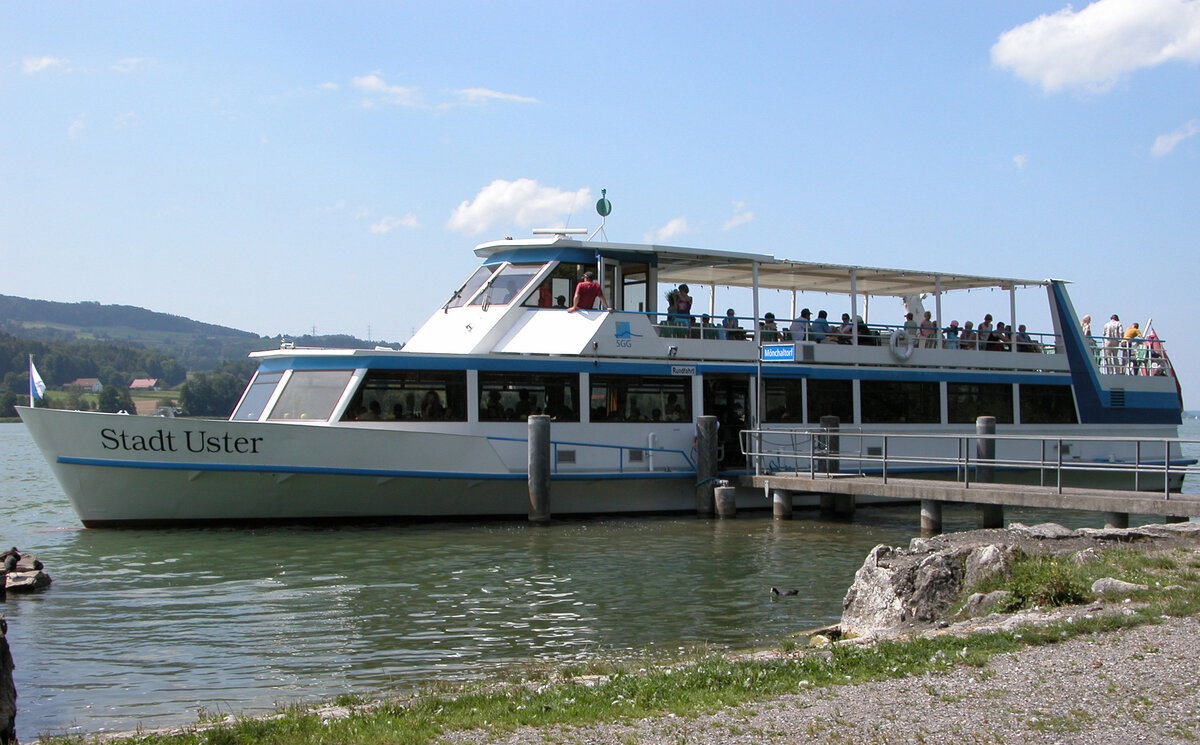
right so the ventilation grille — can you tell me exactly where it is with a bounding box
[802,345,816,362]
[557,449,576,464]
[628,449,645,463]
[1110,389,1126,407]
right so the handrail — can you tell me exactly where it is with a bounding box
[486,434,696,473]
[740,427,1198,498]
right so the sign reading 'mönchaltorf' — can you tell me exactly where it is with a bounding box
[761,343,795,362]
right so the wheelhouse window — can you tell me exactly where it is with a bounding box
[948,382,1014,424]
[763,379,804,423]
[445,266,496,310]
[806,379,854,424]
[590,375,692,423]
[231,370,284,421]
[267,370,355,422]
[524,263,588,309]
[860,380,939,424]
[343,370,467,422]
[479,372,579,421]
[470,264,541,307]
[1020,384,1078,424]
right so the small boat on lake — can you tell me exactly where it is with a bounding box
[19,210,1189,526]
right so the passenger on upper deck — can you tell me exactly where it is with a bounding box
[760,313,780,342]
[722,309,745,341]
[944,320,960,349]
[978,314,994,335]
[1015,324,1040,353]
[959,320,977,350]
[1103,314,1123,374]
[919,311,937,348]
[836,313,854,344]
[790,308,811,341]
[811,310,831,342]
[567,271,609,312]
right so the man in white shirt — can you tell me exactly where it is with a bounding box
[1102,314,1124,374]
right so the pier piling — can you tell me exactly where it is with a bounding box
[715,485,737,518]
[975,416,1003,528]
[696,415,718,516]
[528,415,551,523]
[1103,512,1130,529]
[920,500,943,535]
[819,415,840,474]
[772,489,793,520]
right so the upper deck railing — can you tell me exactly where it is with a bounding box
[634,310,1175,377]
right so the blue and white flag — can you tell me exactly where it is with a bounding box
[29,355,46,402]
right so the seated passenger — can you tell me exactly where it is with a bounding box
[760,312,780,342]
[836,313,854,344]
[810,310,831,342]
[483,390,504,420]
[721,308,745,340]
[392,403,405,420]
[1015,324,1040,353]
[359,400,382,421]
[699,314,719,339]
[789,308,811,342]
[421,391,445,420]
[555,295,567,308]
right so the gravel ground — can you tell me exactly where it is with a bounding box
[445,614,1200,745]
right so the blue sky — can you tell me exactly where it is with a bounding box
[3,1,1199,405]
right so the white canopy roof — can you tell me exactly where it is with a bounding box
[475,235,1050,298]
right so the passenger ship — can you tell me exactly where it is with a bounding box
[20,220,1188,526]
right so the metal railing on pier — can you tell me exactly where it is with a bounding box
[740,428,1198,498]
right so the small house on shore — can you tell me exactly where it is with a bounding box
[129,378,160,391]
[67,378,103,393]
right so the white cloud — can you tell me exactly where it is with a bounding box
[113,111,142,129]
[22,56,70,74]
[992,0,1200,94]
[645,217,691,243]
[723,201,755,230]
[351,72,421,107]
[451,88,539,105]
[1152,119,1200,156]
[447,179,591,236]
[67,115,86,140]
[370,214,420,234]
[1013,154,1029,169]
[318,82,339,91]
[111,57,155,73]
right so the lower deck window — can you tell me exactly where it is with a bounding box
[480,372,579,421]
[806,379,854,424]
[344,370,467,422]
[948,382,1015,424]
[763,379,804,423]
[268,370,354,422]
[1020,384,1078,424]
[861,380,939,424]
[590,375,691,422]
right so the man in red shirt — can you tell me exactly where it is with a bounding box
[567,270,609,312]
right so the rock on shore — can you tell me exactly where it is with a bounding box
[840,521,1200,637]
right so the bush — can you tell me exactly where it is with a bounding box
[1001,555,1088,610]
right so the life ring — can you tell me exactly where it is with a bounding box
[889,329,915,362]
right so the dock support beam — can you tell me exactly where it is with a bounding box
[1103,512,1130,529]
[772,489,793,520]
[921,500,943,535]
[1165,515,1190,524]
[696,416,718,517]
[528,415,551,524]
[820,493,856,519]
[976,416,1002,528]
[715,485,737,518]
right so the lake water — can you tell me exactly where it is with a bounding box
[3,420,1198,740]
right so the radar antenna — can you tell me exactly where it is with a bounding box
[588,189,611,241]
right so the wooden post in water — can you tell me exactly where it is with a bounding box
[696,415,718,517]
[715,484,737,518]
[528,415,551,524]
[976,416,1003,528]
